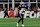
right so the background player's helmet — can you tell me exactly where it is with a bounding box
[20,2,24,4]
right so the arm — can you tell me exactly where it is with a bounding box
[18,5,21,8]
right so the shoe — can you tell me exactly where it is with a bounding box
[22,24,24,27]
[17,23,18,27]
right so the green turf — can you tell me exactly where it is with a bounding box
[0,18,40,27]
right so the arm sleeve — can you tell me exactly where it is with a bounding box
[18,5,21,9]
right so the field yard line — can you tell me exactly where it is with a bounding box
[0,21,40,23]
[0,22,40,24]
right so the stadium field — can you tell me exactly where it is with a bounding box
[0,18,40,27]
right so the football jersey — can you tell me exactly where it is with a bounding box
[19,8,26,14]
[18,4,26,14]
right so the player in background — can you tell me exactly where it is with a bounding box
[4,8,9,18]
[17,2,25,27]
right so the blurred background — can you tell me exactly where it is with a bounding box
[0,0,40,18]
[0,0,40,10]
